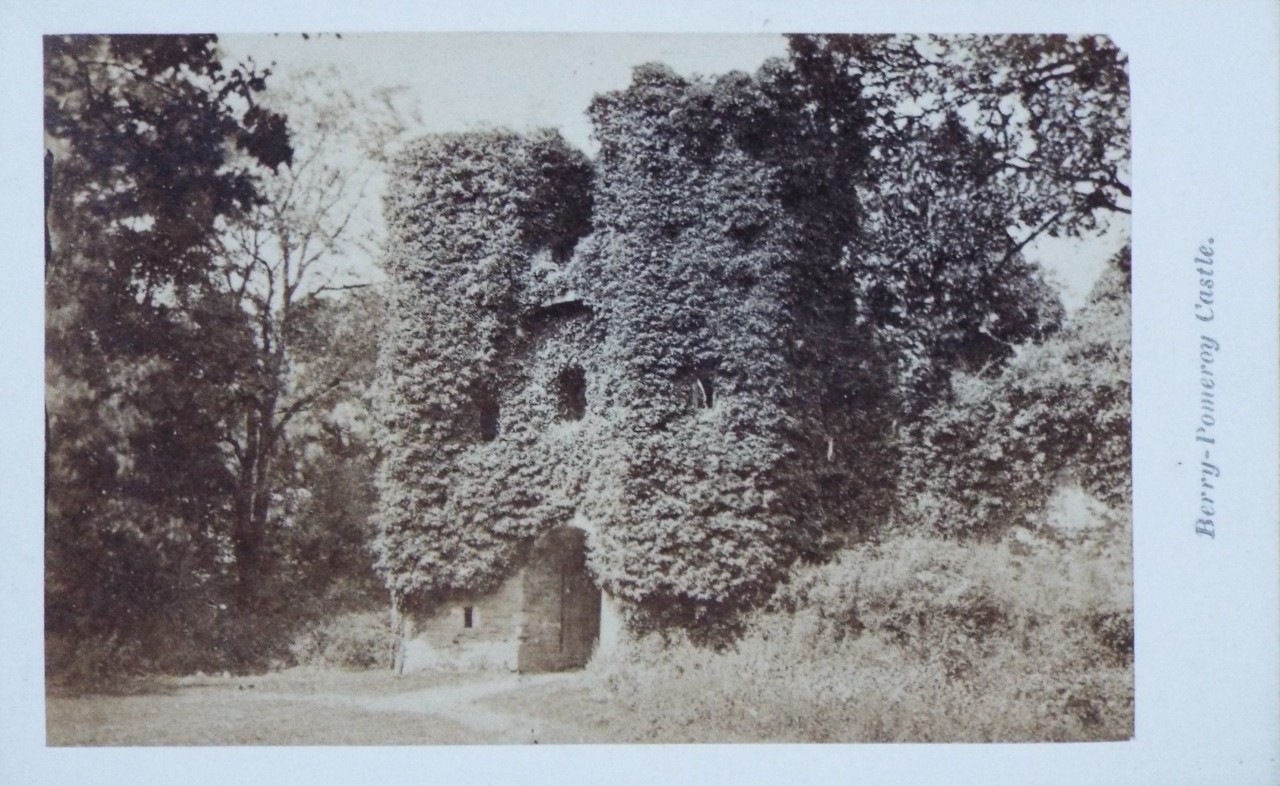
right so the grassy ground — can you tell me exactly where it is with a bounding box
[47,670,477,746]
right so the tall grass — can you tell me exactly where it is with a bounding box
[592,514,1132,742]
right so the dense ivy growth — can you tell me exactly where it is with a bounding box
[577,64,878,631]
[372,130,595,603]
[373,67,893,633]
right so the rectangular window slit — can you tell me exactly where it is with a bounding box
[695,377,714,408]
[463,606,474,628]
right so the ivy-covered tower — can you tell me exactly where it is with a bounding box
[374,62,884,640]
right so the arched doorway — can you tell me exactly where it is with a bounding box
[518,526,600,673]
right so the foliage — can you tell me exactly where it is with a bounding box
[788,33,1128,405]
[373,66,884,634]
[44,32,1132,673]
[45,37,395,680]
[579,64,876,633]
[44,34,292,680]
[788,34,1130,242]
[594,522,1132,742]
[372,130,595,604]
[215,71,407,612]
[288,610,394,669]
[896,246,1131,538]
[848,115,1067,404]
[233,290,387,651]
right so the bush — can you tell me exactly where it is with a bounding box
[593,519,1132,742]
[895,246,1131,539]
[288,611,394,670]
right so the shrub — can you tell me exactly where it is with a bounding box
[895,246,1131,539]
[593,520,1132,742]
[288,611,394,670]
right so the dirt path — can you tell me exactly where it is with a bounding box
[246,669,612,743]
[344,672,588,742]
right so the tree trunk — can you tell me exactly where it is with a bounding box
[232,393,281,615]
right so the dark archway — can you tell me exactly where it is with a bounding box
[518,526,600,673]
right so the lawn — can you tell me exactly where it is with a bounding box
[48,669,482,746]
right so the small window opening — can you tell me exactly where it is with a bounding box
[476,392,499,442]
[728,221,764,247]
[463,606,474,628]
[555,365,587,421]
[826,436,835,462]
[694,377,714,409]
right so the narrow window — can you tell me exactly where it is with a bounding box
[694,377,714,409]
[555,365,587,421]
[728,221,763,247]
[679,362,720,411]
[463,606,474,629]
[476,392,499,442]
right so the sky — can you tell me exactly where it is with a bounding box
[218,32,1127,311]
[220,33,790,154]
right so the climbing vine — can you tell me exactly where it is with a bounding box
[372,130,593,605]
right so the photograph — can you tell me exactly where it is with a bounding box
[42,31,1134,745]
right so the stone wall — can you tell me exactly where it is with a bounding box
[400,571,524,672]
[401,527,603,673]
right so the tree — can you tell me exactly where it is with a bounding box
[786,33,1127,407]
[247,288,387,621]
[44,34,292,677]
[896,246,1132,539]
[215,69,410,614]
[847,114,1067,406]
[787,34,1130,249]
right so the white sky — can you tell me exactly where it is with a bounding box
[219,32,1127,311]
[221,33,790,153]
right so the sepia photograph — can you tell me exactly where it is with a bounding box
[42,31,1136,746]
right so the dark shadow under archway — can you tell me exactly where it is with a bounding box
[518,526,600,673]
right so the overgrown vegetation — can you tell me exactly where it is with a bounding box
[373,35,1129,641]
[372,130,595,605]
[288,611,395,670]
[585,512,1131,742]
[44,35,395,683]
[896,246,1131,538]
